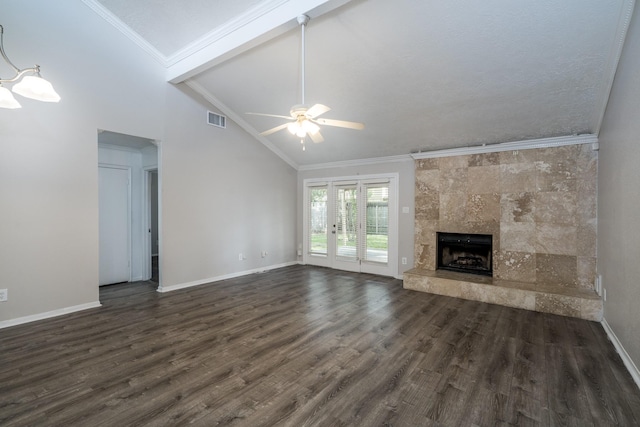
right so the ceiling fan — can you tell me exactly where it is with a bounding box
[247,15,364,150]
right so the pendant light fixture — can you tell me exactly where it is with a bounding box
[0,25,60,109]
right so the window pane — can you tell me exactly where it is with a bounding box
[309,188,328,255]
[365,185,388,263]
[336,187,358,259]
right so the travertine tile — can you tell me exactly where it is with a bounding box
[416,169,440,192]
[500,163,537,193]
[576,221,596,257]
[415,219,437,239]
[577,256,597,290]
[440,167,468,194]
[467,165,500,194]
[501,192,535,223]
[494,251,536,283]
[536,253,577,287]
[440,193,467,222]
[535,224,577,255]
[469,152,501,167]
[499,149,538,164]
[416,158,439,170]
[411,143,597,310]
[534,192,577,225]
[535,146,578,192]
[467,193,501,222]
[402,269,601,320]
[414,243,433,269]
[581,298,603,321]
[415,193,439,220]
[483,287,536,311]
[501,222,536,253]
[576,192,597,223]
[535,293,581,317]
[439,155,469,170]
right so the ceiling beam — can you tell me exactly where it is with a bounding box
[166,0,352,83]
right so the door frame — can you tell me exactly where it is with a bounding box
[142,167,158,281]
[303,173,399,277]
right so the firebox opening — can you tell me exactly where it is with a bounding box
[437,232,493,276]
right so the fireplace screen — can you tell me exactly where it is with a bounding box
[437,232,493,276]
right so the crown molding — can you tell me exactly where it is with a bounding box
[410,134,599,160]
[298,154,413,171]
[593,0,636,134]
[81,0,168,66]
[184,79,299,170]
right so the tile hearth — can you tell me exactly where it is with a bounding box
[403,268,602,321]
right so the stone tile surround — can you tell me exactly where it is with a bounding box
[404,268,602,320]
[407,144,601,320]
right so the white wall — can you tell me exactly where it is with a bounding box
[598,5,640,374]
[160,84,298,289]
[297,159,415,277]
[0,1,166,324]
[598,3,640,375]
[0,1,300,323]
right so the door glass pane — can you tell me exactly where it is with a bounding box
[309,187,328,255]
[364,185,388,263]
[335,186,358,259]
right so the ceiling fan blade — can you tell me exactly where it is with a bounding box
[309,131,324,144]
[315,118,365,130]
[247,112,293,120]
[260,123,290,136]
[306,104,330,119]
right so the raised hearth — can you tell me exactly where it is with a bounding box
[403,268,602,321]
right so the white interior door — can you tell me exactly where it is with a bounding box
[99,166,130,285]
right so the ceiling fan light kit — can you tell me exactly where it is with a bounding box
[246,15,364,150]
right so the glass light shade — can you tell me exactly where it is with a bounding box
[288,121,304,137]
[0,86,21,109]
[302,120,319,135]
[12,75,61,102]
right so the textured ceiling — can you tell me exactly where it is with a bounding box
[97,0,264,56]
[92,0,631,167]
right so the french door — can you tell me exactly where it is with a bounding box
[304,175,397,276]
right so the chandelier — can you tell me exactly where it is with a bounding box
[0,25,60,109]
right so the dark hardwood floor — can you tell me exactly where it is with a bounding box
[1,265,639,426]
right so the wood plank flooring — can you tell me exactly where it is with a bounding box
[1,265,639,426]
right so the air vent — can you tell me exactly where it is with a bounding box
[207,111,226,128]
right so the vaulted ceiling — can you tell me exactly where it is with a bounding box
[87,0,634,168]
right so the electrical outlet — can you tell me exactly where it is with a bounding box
[238,253,244,261]
[0,289,7,302]
[402,257,407,265]
[261,251,266,258]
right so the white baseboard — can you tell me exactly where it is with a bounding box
[0,301,102,330]
[601,317,640,390]
[157,262,298,293]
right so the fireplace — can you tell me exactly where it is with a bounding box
[437,232,493,276]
